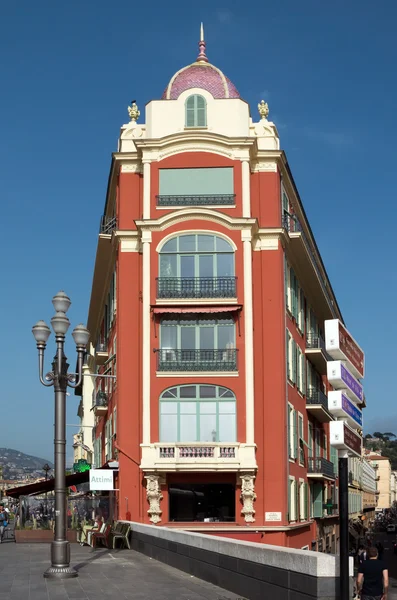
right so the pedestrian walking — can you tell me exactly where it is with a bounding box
[357,546,388,600]
[0,506,8,543]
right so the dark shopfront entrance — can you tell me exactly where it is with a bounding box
[169,483,235,522]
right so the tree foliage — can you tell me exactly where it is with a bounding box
[364,432,397,469]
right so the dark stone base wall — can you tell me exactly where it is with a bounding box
[131,530,339,600]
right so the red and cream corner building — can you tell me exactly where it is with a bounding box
[80,30,348,551]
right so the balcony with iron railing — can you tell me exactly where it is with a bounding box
[156,194,236,207]
[155,348,238,372]
[92,391,108,417]
[307,457,336,480]
[95,339,109,365]
[306,388,333,423]
[99,215,117,235]
[282,212,338,319]
[156,276,237,300]
[305,334,331,375]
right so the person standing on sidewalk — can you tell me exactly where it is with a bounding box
[0,506,8,543]
[357,546,388,600]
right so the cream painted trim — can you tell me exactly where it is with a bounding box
[136,208,257,233]
[156,371,239,378]
[251,161,278,173]
[242,230,254,445]
[143,161,151,220]
[155,299,238,305]
[120,239,141,252]
[121,163,141,173]
[142,231,152,444]
[156,205,236,210]
[254,236,279,251]
[241,160,251,218]
[174,524,310,532]
[155,228,238,253]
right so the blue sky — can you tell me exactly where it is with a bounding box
[0,0,395,462]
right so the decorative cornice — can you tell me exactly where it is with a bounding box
[251,161,278,173]
[135,208,257,233]
[120,163,142,173]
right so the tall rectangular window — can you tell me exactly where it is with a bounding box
[312,482,324,518]
[298,413,305,465]
[308,422,313,458]
[289,477,297,521]
[299,480,307,521]
[159,167,233,196]
[288,404,297,460]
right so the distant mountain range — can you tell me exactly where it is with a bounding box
[0,448,53,480]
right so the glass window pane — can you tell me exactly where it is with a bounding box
[218,414,236,442]
[199,414,217,441]
[160,415,178,442]
[197,235,215,252]
[218,325,234,349]
[199,385,216,398]
[216,237,233,252]
[196,95,205,109]
[200,402,217,414]
[162,387,177,398]
[161,238,177,253]
[179,235,196,252]
[217,253,234,276]
[197,107,206,127]
[181,327,196,349]
[180,255,195,278]
[200,327,214,350]
[179,386,197,398]
[160,254,177,277]
[180,401,196,413]
[186,96,195,109]
[160,326,177,349]
[180,414,197,441]
[199,255,214,278]
[218,401,236,414]
[160,402,178,414]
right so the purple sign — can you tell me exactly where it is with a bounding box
[341,363,363,403]
[341,394,362,427]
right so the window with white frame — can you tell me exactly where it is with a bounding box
[323,434,327,460]
[185,94,207,127]
[298,413,305,465]
[288,404,297,460]
[286,330,296,384]
[113,407,117,436]
[160,384,236,443]
[299,479,308,521]
[308,422,313,458]
[289,477,297,521]
[285,262,305,330]
[297,347,306,395]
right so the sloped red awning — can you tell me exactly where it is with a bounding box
[152,306,242,314]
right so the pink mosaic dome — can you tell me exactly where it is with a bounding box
[162,31,240,100]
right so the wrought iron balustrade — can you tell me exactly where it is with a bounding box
[93,391,108,408]
[306,334,326,352]
[155,348,238,371]
[96,340,108,353]
[308,457,335,479]
[306,388,329,410]
[156,276,237,299]
[99,215,117,234]
[156,194,236,207]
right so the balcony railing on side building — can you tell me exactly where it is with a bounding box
[156,276,237,299]
[92,391,108,409]
[282,212,337,316]
[96,340,108,353]
[156,194,236,207]
[155,348,238,372]
[306,388,329,410]
[308,457,336,479]
[99,215,117,234]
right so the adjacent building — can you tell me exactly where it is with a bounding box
[77,30,365,551]
[367,453,391,510]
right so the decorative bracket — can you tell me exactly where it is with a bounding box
[240,473,257,523]
[145,475,163,524]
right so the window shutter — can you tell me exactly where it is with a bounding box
[295,482,299,522]
[292,341,297,384]
[196,95,206,126]
[299,288,305,332]
[301,354,306,396]
[288,407,291,457]
[284,260,289,308]
[288,479,292,521]
[304,483,308,520]
[313,483,323,518]
[293,410,298,459]
[297,349,301,391]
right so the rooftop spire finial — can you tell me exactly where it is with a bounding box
[197,22,208,63]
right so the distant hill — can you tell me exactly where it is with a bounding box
[0,448,53,480]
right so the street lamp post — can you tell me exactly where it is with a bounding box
[43,463,51,518]
[32,291,89,580]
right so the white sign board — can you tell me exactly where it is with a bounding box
[327,361,363,405]
[324,319,365,379]
[89,469,114,491]
[328,390,363,430]
[265,512,282,522]
[330,421,362,458]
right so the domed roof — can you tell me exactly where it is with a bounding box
[162,26,240,101]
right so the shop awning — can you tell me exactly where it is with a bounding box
[6,462,118,499]
[152,306,242,314]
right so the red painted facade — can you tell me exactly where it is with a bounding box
[84,62,343,553]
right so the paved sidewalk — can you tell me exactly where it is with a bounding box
[0,543,244,600]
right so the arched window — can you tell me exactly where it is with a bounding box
[160,384,236,443]
[158,233,235,298]
[185,94,207,127]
